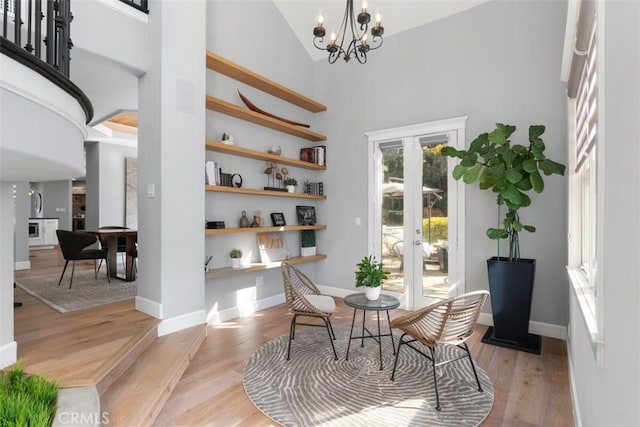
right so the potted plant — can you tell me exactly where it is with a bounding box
[441,123,565,353]
[229,248,242,269]
[355,255,389,300]
[284,177,297,193]
[300,230,316,257]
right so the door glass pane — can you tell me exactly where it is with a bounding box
[380,144,404,293]
[421,141,448,298]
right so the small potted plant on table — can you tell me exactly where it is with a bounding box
[355,255,389,301]
[284,177,297,193]
[229,248,242,269]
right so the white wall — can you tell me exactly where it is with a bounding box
[0,183,17,368]
[203,0,319,319]
[14,182,30,269]
[568,1,640,425]
[313,0,569,328]
[41,180,72,231]
[136,0,206,334]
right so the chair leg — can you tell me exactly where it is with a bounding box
[286,315,297,360]
[323,317,338,360]
[97,259,103,274]
[428,346,441,411]
[93,259,98,279]
[58,260,69,287]
[327,318,336,340]
[69,261,76,289]
[463,342,483,392]
[390,333,408,381]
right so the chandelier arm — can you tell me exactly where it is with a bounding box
[368,35,384,51]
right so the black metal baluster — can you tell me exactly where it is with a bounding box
[3,0,8,38]
[58,0,70,77]
[14,0,22,46]
[34,0,42,58]
[45,0,54,66]
[25,0,33,52]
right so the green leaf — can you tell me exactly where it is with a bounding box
[505,168,523,184]
[468,135,486,153]
[441,146,460,158]
[531,144,545,160]
[488,126,507,145]
[530,170,544,193]
[516,178,533,191]
[487,228,508,240]
[503,185,523,205]
[523,225,536,232]
[502,149,517,167]
[487,163,505,178]
[452,164,467,180]
[519,192,532,207]
[539,159,567,176]
[512,144,529,156]
[513,221,523,232]
[523,158,538,173]
[463,164,482,184]
[460,152,478,167]
[529,124,545,141]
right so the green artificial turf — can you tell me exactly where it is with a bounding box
[0,362,58,426]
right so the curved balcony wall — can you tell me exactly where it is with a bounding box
[1,55,87,182]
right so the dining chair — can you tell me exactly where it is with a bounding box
[281,262,338,361]
[389,290,489,411]
[97,226,129,272]
[56,230,110,289]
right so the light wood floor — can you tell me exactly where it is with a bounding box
[13,248,575,426]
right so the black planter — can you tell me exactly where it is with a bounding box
[481,256,541,354]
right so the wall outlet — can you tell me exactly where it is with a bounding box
[256,276,263,286]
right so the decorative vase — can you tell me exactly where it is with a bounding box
[250,216,260,227]
[287,185,295,193]
[231,258,241,269]
[239,210,249,228]
[365,286,381,301]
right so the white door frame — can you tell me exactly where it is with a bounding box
[365,116,467,310]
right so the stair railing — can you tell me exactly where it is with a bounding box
[1,0,73,77]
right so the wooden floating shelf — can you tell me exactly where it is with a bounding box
[206,140,326,171]
[206,96,327,142]
[205,185,326,200]
[206,51,326,113]
[206,224,326,236]
[205,254,327,280]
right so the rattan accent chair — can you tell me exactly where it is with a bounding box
[281,262,337,361]
[390,290,489,411]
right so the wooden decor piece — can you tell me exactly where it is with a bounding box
[238,91,310,128]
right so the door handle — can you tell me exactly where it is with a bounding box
[415,240,421,246]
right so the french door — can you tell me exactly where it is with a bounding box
[366,117,467,310]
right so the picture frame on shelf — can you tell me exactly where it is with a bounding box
[296,205,316,225]
[270,212,286,226]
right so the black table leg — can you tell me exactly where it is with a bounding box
[377,309,383,370]
[13,283,22,307]
[361,309,366,347]
[345,308,357,361]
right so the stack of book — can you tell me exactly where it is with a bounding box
[300,145,326,166]
[206,221,226,229]
[205,161,220,185]
[304,181,324,196]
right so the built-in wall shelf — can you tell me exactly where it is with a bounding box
[206,141,326,171]
[206,96,327,142]
[206,224,326,236]
[205,51,327,113]
[205,185,326,200]
[205,254,327,280]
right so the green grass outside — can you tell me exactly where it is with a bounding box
[0,362,58,427]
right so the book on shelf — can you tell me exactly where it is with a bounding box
[205,161,218,185]
[304,181,324,195]
[300,145,326,166]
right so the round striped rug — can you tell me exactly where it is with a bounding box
[243,324,494,426]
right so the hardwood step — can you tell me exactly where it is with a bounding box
[100,324,207,426]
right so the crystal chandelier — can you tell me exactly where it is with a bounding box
[313,0,384,64]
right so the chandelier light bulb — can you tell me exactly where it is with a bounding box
[376,13,381,26]
[318,13,324,26]
[362,1,368,13]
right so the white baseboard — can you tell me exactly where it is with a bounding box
[478,312,567,340]
[14,261,30,270]
[207,293,285,324]
[0,341,17,369]
[157,309,207,337]
[566,340,583,427]
[135,296,162,319]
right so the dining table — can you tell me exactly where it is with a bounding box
[86,229,138,281]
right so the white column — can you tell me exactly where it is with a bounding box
[14,182,30,270]
[135,0,206,335]
[0,182,17,368]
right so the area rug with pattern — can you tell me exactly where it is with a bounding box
[243,324,494,427]
[15,270,136,313]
